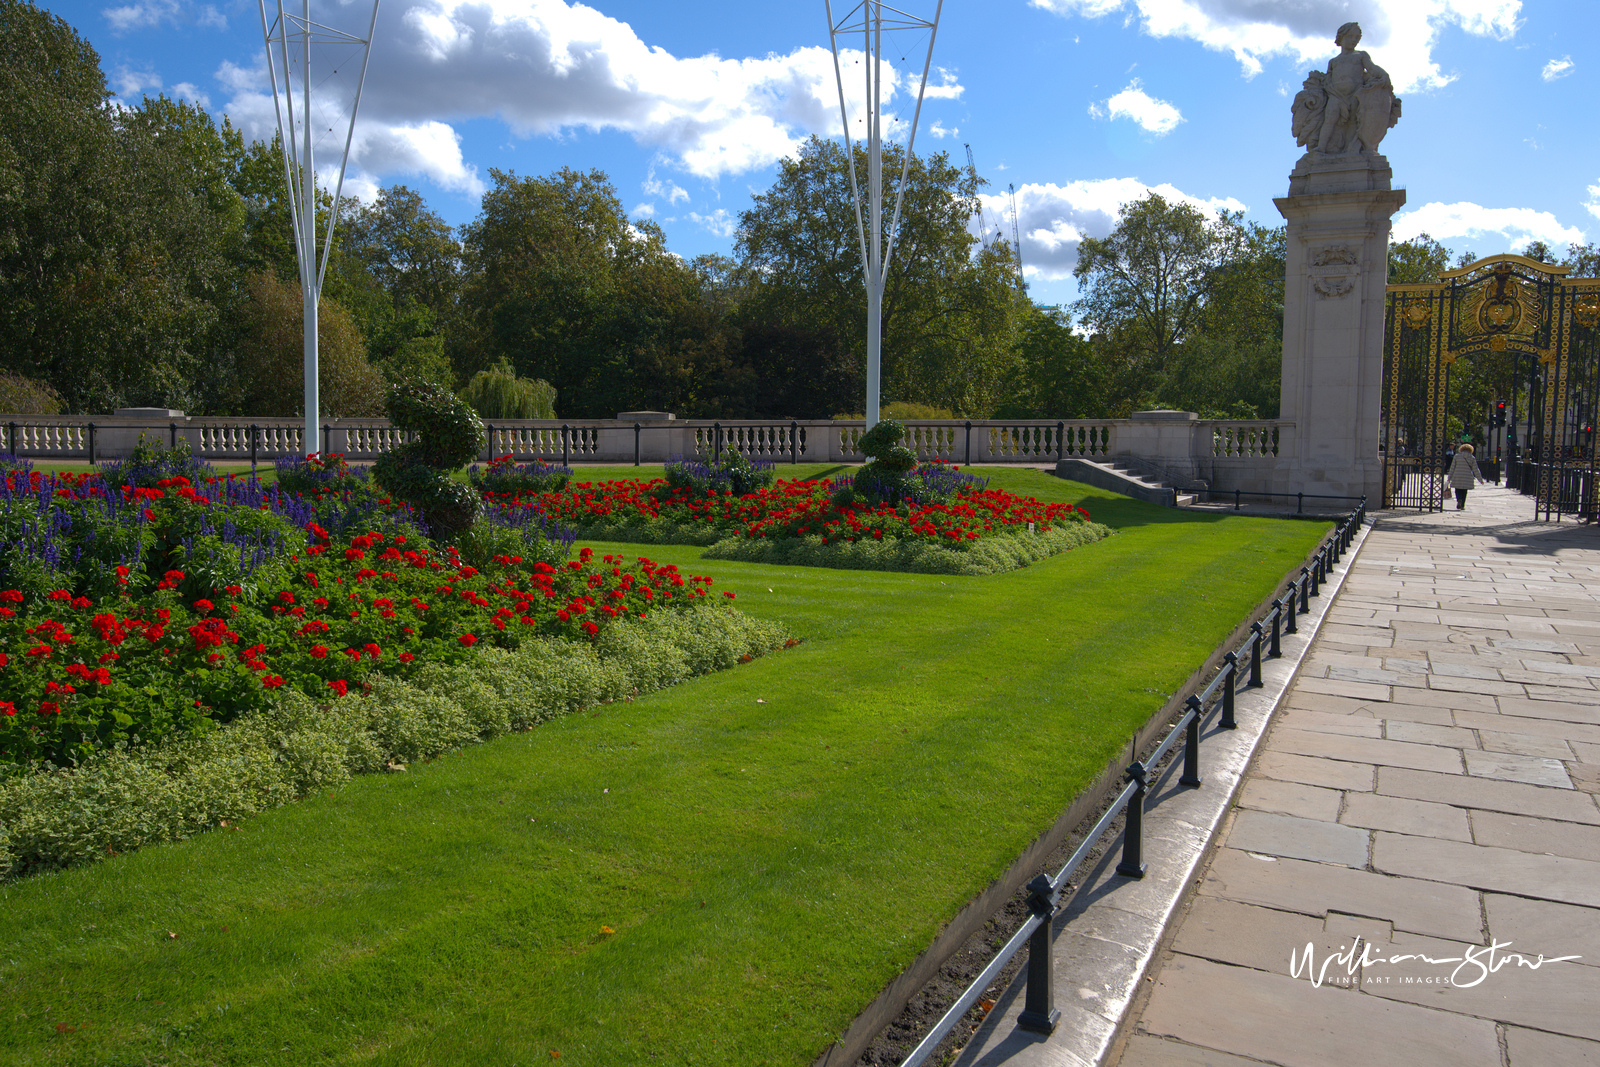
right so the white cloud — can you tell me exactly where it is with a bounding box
[1087,78,1183,135]
[644,172,689,205]
[1583,185,1600,222]
[1031,0,1522,94]
[689,209,737,238]
[928,119,958,139]
[632,202,656,218]
[112,66,162,99]
[978,178,1247,280]
[103,0,225,32]
[1542,56,1574,81]
[170,82,211,109]
[1392,201,1583,251]
[214,0,962,184]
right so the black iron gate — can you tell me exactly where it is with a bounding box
[1383,255,1600,518]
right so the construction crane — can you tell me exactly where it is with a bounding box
[1008,182,1027,291]
[965,143,992,250]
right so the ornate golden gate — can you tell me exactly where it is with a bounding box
[1383,255,1600,518]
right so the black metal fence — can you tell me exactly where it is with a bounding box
[896,497,1368,1066]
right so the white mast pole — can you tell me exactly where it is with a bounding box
[866,5,880,428]
[301,0,318,457]
[826,0,942,431]
[260,0,378,456]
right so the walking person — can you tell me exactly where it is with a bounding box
[1448,442,1485,510]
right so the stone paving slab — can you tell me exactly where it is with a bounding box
[958,488,1600,1067]
[1104,488,1600,1067]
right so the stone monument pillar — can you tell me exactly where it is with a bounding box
[1275,21,1406,504]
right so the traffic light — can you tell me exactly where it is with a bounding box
[1495,401,1507,426]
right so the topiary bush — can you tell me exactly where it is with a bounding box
[371,377,485,541]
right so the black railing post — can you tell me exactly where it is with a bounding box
[713,422,722,464]
[1300,569,1311,613]
[1181,697,1203,787]
[1297,491,1303,514]
[86,422,95,463]
[633,422,641,467]
[1270,600,1284,656]
[1234,488,1241,511]
[250,424,259,468]
[1248,624,1265,686]
[1016,874,1061,1033]
[6,421,15,454]
[1117,759,1148,879]
[964,420,973,465]
[322,424,331,457]
[791,420,799,464]
[561,424,570,467]
[1284,591,1298,635]
[1057,421,1065,463]
[169,422,177,449]
[1220,656,1238,729]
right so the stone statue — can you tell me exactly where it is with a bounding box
[1291,22,1401,157]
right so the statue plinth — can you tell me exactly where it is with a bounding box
[1288,151,1395,195]
[1274,154,1406,504]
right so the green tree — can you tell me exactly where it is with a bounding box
[1388,234,1452,283]
[234,271,385,417]
[0,2,245,412]
[993,306,1110,418]
[1072,193,1238,406]
[335,185,460,386]
[460,362,556,419]
[457,167,724,417]
[734,136,1029,415]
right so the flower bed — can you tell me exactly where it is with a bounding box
[0,603,793,879]
[0,463,738,768]
[486,472,1112,574]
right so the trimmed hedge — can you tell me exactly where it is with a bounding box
[0,605,793,880]
[701,522,1113,575]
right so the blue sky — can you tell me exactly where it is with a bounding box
[48,0,1595,306]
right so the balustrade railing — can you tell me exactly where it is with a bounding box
[0,415,1293,483]
[893,497,1368,1066]
[1211,421,1281,458]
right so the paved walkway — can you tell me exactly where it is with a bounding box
[1112,484,1600,1067]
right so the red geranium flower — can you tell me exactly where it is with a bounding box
[458,633,478,647]
[262,675,285,689]
[327,679,349,697]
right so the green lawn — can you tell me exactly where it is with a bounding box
[0,470,1328,1066]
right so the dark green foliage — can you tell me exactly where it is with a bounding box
[661,450,775,498]
[371,378,484,540]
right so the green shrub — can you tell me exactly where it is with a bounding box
[703,521,1112,576]
[470,456,572,495]
[0,604,794,880]
[661,450,776,498]
[371,377,485,540]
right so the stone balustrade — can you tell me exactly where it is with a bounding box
[0,411,1295,495]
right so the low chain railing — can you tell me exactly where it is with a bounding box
[896,497,1368,1066]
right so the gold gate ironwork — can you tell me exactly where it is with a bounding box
[1383,255,1600,518]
